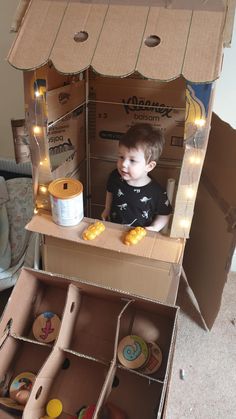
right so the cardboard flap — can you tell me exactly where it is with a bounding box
[202,113,236,209]
[8,0,231,82]
[183,114,236,329]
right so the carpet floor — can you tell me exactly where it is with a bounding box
[165,272,236,419]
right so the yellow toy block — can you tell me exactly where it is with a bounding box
[123,226,146,245]
[82,221,105,240]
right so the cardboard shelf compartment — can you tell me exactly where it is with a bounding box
[0,268,178,419]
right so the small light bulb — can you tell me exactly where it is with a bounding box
[35,90,41,97]
[39,185,47,194]
[180,219,190,228]
[34,207,38,214]
[185,187,195,199]
[189,155,201,165]
[33,125,41,134]
[39,161,43,166]
[195,118,206,127]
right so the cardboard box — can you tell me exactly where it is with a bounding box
[6,0,236,325]
[48,106,86,179]
[47,79,85,124]
[26,214,184,305]
[89,75,186,162]
[0,267,178,419]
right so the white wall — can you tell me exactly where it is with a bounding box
[0,0,24,159]
[213,20,236,128]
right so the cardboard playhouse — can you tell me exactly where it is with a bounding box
[1,0,236,418]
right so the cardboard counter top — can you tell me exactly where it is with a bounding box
[27,213,184,263]
[26,213,185,305]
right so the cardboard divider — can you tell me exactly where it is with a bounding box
[55,284,81,349]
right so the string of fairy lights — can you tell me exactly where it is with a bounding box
[27,69,211,238]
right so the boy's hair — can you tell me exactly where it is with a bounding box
[119,123,165,162]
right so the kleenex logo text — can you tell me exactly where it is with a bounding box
[122,96,173,118]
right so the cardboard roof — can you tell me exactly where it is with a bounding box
[8,0,236,82]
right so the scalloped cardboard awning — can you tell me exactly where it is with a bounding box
[7,0,235,82]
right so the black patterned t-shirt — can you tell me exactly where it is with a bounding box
[107,169,172,227]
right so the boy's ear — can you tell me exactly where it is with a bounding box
[146,160,156,172]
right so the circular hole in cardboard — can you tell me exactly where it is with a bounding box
[61,358,70,370]
[35,386,42,400]
[70,302,75,313]
[144,35,161,48]
[74,31,89,42]
[112,375,120,388]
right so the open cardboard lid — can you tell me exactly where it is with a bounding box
[183,113,236,329]
[8,0,235,82]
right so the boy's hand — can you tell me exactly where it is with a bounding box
[101,209,110,221]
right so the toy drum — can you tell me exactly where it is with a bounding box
[48,178,83,227]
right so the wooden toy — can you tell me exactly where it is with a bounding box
[140,342,162,375]
[123,226,146,246]
[32,311,61,343]
[9,372,36,402]
[117,335,149,369]
[14,389,31,406]
[82,221,105,241]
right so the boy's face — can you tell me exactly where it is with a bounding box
[117,145,156,185]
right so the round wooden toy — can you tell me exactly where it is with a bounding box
[14,389,31,405]
[32,311,61,343]
[9,372,36,402]
[140,341,162,375]
[117,335,149,369]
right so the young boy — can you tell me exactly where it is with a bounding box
[101,123,172,232]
